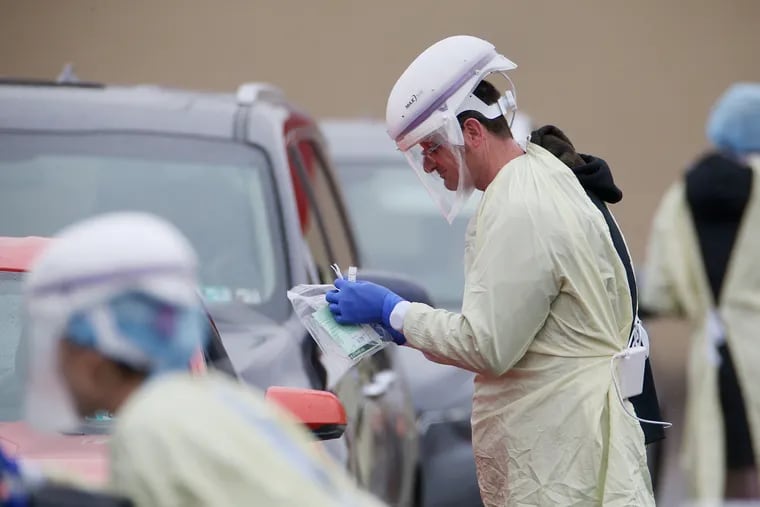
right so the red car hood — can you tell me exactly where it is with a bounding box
[0,422,108,485]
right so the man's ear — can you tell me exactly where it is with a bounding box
[462,118,484,147]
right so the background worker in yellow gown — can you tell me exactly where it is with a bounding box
[641,82,760,501]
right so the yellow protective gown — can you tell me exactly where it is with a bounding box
[108,372,385,507]
[640,156,760,501]
[403,143,654,506]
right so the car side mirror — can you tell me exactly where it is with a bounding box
[265,387,347,440]
[357,269,435,306]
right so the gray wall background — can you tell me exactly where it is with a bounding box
[3,0,759,258]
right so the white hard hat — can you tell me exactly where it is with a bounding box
[23,212,204,432]
[385,35,518,222]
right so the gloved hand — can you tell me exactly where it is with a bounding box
[0,445,29,507]
[326,279,404,330]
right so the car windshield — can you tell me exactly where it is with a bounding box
[0,271,24,421]
[335,161,481,310]
[0,132,289,321]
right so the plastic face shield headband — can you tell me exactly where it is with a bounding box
[455,73,518,127]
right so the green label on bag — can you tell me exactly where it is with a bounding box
[312,306,380,360]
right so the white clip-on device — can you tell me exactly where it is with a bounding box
[611,318,671,428]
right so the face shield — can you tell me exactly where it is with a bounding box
[24,268,203,434]
[21,212,203,434]
[386,36,518,223]
[398,114,473,223]
[395,72,518,223]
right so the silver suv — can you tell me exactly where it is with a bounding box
[0,78,419,505]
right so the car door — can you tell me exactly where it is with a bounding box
[286,131,417,506]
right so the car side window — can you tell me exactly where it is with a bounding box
[288,142,332,282]
[302,141,357,269]
[289,139,357,282]
[203,315,237,378]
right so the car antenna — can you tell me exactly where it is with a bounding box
[56,63,80,84]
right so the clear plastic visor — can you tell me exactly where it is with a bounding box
[402,119,474,224]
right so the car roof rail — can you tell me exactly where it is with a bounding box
[236,82,286,106]
[1,63,104,89]
[0,77,104,89]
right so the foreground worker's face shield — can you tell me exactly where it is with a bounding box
[24,266,203,434]
[399,118,475,224]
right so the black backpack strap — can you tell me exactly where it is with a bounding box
[585,192,665,445]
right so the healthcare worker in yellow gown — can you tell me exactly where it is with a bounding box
[326,35,660,506]
[641,82,760,501]
[22,212,385,507]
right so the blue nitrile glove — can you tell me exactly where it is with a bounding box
[0,446,29,507]
[326,279,404,330]
[371,323,407,346]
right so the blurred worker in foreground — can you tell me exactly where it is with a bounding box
[327,35,665,506]
[8,212,384,507]
[641,82,760,501]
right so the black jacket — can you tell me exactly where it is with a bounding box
[530,125,665,444]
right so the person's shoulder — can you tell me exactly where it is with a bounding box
[114,372,309,440]
[490,143,568,190]
[483,151,559,217]
[113,373,219,436]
